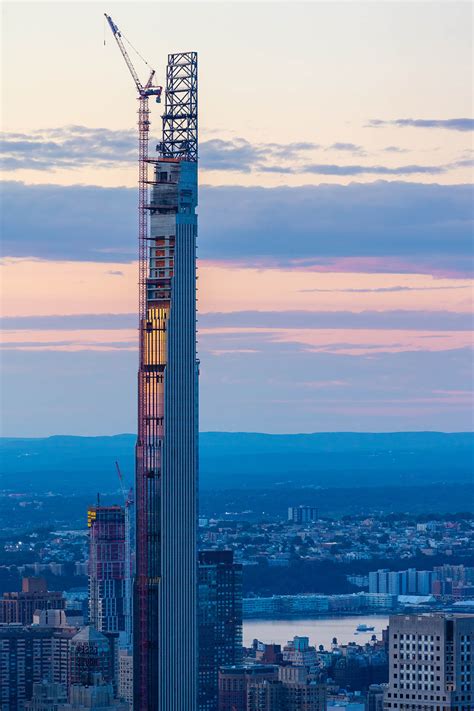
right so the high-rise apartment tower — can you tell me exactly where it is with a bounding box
[88,505,126,637]
[384,613,474,710]
[198,550,243,710]
[134,52,198,710]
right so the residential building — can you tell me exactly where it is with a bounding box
[288,506,318,524]
[88,505,126,637]
[133,50,199,711]
[247,680,286,710]
[383,613,474,710]
[198,550,243,710]
[0,608,80,711]
[282,636,318,670]
[365,684,385,711]
[24,681,68,711]
[218,665,278,711]
[33,609,77,687]
[452,584,474,600]
[119,648,133,706]
[369,569,441,597]
[243,593,396,619]
[247,666,326,710]
[0,624,57,710]
[58,673,129,710]
[0,618,120,710]
[243,595,330,618]
[0,577,65,625]
[417,572,438,596]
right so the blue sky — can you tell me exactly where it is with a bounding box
[1,1,473,436]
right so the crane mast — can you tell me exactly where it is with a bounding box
[103,13,162,338]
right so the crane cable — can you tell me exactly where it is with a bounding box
[103,15,154,73]
[121,27,154,71]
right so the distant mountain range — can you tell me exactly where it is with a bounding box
[1,432,472,493]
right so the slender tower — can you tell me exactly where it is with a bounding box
[134,53,198,710]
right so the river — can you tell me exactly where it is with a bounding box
[244,615,389,649]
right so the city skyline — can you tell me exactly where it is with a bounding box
[1,1,473,436]
[1,5,473,710]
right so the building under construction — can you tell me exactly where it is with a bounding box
[87,504,126,637]
[105,17,198,710]
[136,54,198,710]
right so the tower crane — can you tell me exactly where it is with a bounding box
[104,14,162,101]
[104,13,162,338]
[105,19,162,701]
[115,460,127,502]
[115,460,134,508]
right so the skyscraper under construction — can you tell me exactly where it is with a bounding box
[87,504,126,637]
[134,53,198,710]
[104,17,198,707]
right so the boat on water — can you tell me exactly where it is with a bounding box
[356,623,375,632]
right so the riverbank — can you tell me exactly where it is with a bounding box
[243,615,389,649]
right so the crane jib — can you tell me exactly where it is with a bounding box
[104,12,161,99]
[104,14,119,35]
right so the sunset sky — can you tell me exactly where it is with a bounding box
[1,1,473,436]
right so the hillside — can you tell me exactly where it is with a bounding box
[1,432,472,493]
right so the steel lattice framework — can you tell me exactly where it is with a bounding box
[160,52,198,162]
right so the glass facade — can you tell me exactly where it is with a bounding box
[88,505,126,636]
[198,551,243,711]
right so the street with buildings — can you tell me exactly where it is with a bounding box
[1,480,473,710]
[1,567,473,710]
[0,495,473,709]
